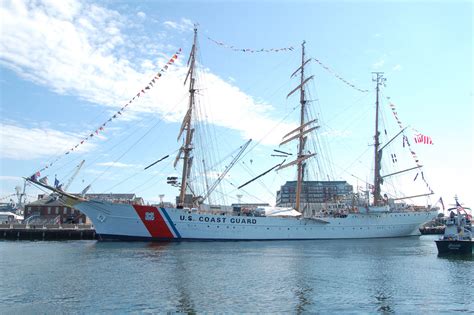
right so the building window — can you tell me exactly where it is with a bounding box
[47,207,51,214]
[55,207,59,214]
[63,207,68,214]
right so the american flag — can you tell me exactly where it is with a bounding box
[414,133,433,145]
[456,200,472,220]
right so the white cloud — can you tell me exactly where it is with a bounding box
[137,11,146,19]
[0,122,95,160]
[96,161,141,168]
[392,64,402,71]
[372,58,385,69]
[163,18,194,32]
[0,0,294,160]
[0,175,22,181]
[320,129,352,138]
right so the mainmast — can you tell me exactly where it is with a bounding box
[279,41,316,213]
[295,41,307,212]
[372,72,385,206]
[177,25,198,208]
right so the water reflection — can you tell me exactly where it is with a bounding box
[294,284,313,314]
[173,243,196,314]
[375,291,394,313]
[437,253,473,260]
[147,241,172,251]
[2,237,467,313]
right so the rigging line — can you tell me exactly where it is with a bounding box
[307,78,338,179]
[239,105,299,162]
[322,102,372,141]
[241,57,297,104]
[224,178,273,204]
[238,161,284,190]
[191,49,227,198]
[127,148,180,193]
[33,51,182,176]
[324,91,373,125]
[312,58,369,93]
[64,117,152,178]
[205,140,249,171]
[35,106,117,174]
[305,109,332,180]
[42,66,188,175]
[101,156,170,194]
[49,88,189,177]
[194,97,219,174]
[239,160,276,196]
[193,62,292,173]
[128,172,169,196]
[334,145,372,181]
[45,114,153,180]
[90,117,165,186]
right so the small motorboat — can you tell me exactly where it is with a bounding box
[435,199,472,256]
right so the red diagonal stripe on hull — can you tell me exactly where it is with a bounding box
[133,205,174,239]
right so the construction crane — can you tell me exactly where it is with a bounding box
[201,139,252,203]
[63,160,85,192]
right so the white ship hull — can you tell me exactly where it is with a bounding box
[74,201,438,241]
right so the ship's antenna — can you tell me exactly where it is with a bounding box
[372,72,386,206]
[177,25,198,208]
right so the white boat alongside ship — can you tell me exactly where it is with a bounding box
[28,27,438,241]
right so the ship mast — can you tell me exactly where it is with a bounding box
[177,25,198,208]
[295,41,307,212]
[278,41,316,213]
[372,72,385,206]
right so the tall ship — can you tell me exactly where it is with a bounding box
[28,27,438,240]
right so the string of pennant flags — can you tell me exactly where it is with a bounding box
[388,102,433,193]
[206,36,294,53]
[313,58,369,93]
[390,103,434,145]
[207,35,368,94]
[31,49,182,180]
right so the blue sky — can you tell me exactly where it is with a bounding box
[0,0,472,208]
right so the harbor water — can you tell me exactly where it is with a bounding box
[1,236,472,313]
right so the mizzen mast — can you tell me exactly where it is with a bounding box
[177,25,198,208]
[279,41,317,213]
[372,72,385,206]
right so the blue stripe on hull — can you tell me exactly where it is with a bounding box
[160,207,181,238]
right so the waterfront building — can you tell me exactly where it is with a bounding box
[276,181,353,209]
[24,193,144,224]
[24,196,87,224]
[231,203,271,214]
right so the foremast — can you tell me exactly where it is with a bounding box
[279,41,317,213]
[177,25,198,208]
[372,72,385,206]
